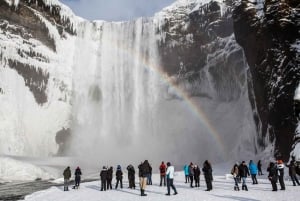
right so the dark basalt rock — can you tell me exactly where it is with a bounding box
[232,0,300,160]
[7,59,49,104]
[56,127,71,155]
[158,1,234,75]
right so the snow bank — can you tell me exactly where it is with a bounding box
[0,157,55,181]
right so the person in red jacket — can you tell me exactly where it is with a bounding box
[159,161,167,186]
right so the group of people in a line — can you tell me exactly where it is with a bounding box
[62,157,299,195]
[229,157,300,192]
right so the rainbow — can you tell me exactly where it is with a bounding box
[98,26,228,159]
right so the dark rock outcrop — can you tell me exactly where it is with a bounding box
[232,0,300,160]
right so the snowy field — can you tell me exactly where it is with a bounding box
[22,172,300,201]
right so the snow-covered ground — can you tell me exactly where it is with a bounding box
[22,171,300,201]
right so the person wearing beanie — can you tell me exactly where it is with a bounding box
[115,165,123,189]
[165,162,178,196]
[100,166,108,191]
[74,166,82,189]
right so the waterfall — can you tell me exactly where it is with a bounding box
[69,19,167,164]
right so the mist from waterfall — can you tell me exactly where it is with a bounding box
[67,19,258,168]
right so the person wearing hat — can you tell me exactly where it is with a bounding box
[100,166,108,191]
[165,162,178,195]
[74,166,82,189]
[115,165,123,189]
[277,160,285,190]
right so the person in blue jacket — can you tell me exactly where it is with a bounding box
[183,164,189,183]
[249,160,258,184]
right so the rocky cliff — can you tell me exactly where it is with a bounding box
[232,0,300,161]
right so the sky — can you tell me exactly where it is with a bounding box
[61,0,176,21]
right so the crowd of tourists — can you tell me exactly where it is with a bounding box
[62,157,300,196]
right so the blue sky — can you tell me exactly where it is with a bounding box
[61,0,176,21]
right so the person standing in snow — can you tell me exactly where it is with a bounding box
[257,160,263,175]
[74,166,82,189]
[239,161,250,191]
[127,164,136,189]
[147,163,152,185]
[202,160,213,191]
[188,162,195,188]
[231,163,240,191]
[100,166,108,191]
[183,164,189,183]
[115,165,123,189]
[287,156,300,186]
[277,160,285,190]
[159,161,167,186]
[267,161,278,191]
[248,160,258,184]
[194,165,201,187]
[165,162,178,196]
[138,160,150,196]
[63,166,71,191]
[107,166,113,190]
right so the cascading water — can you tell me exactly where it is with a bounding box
[67,16,258,166]
[70,19,170,165]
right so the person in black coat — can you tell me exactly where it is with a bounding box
[127,164,136,189]
[202,160,213,191]
[74,166,82,189]
[115,165,123,189]
[194,165,201,187]
[138,160,151,196]
[267,162,278,191]
[107,166,113,190]
[239,161,250,191]
[100,166,108,191]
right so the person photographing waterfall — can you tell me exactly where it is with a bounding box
[165,162,178,196]
[63,166,71,191]
[138,160,151,196]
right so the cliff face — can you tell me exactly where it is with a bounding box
[156,0,247,102]
[0,0,74,104]
[232,0,300,160]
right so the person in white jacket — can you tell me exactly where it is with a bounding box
[166,162,178,196]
